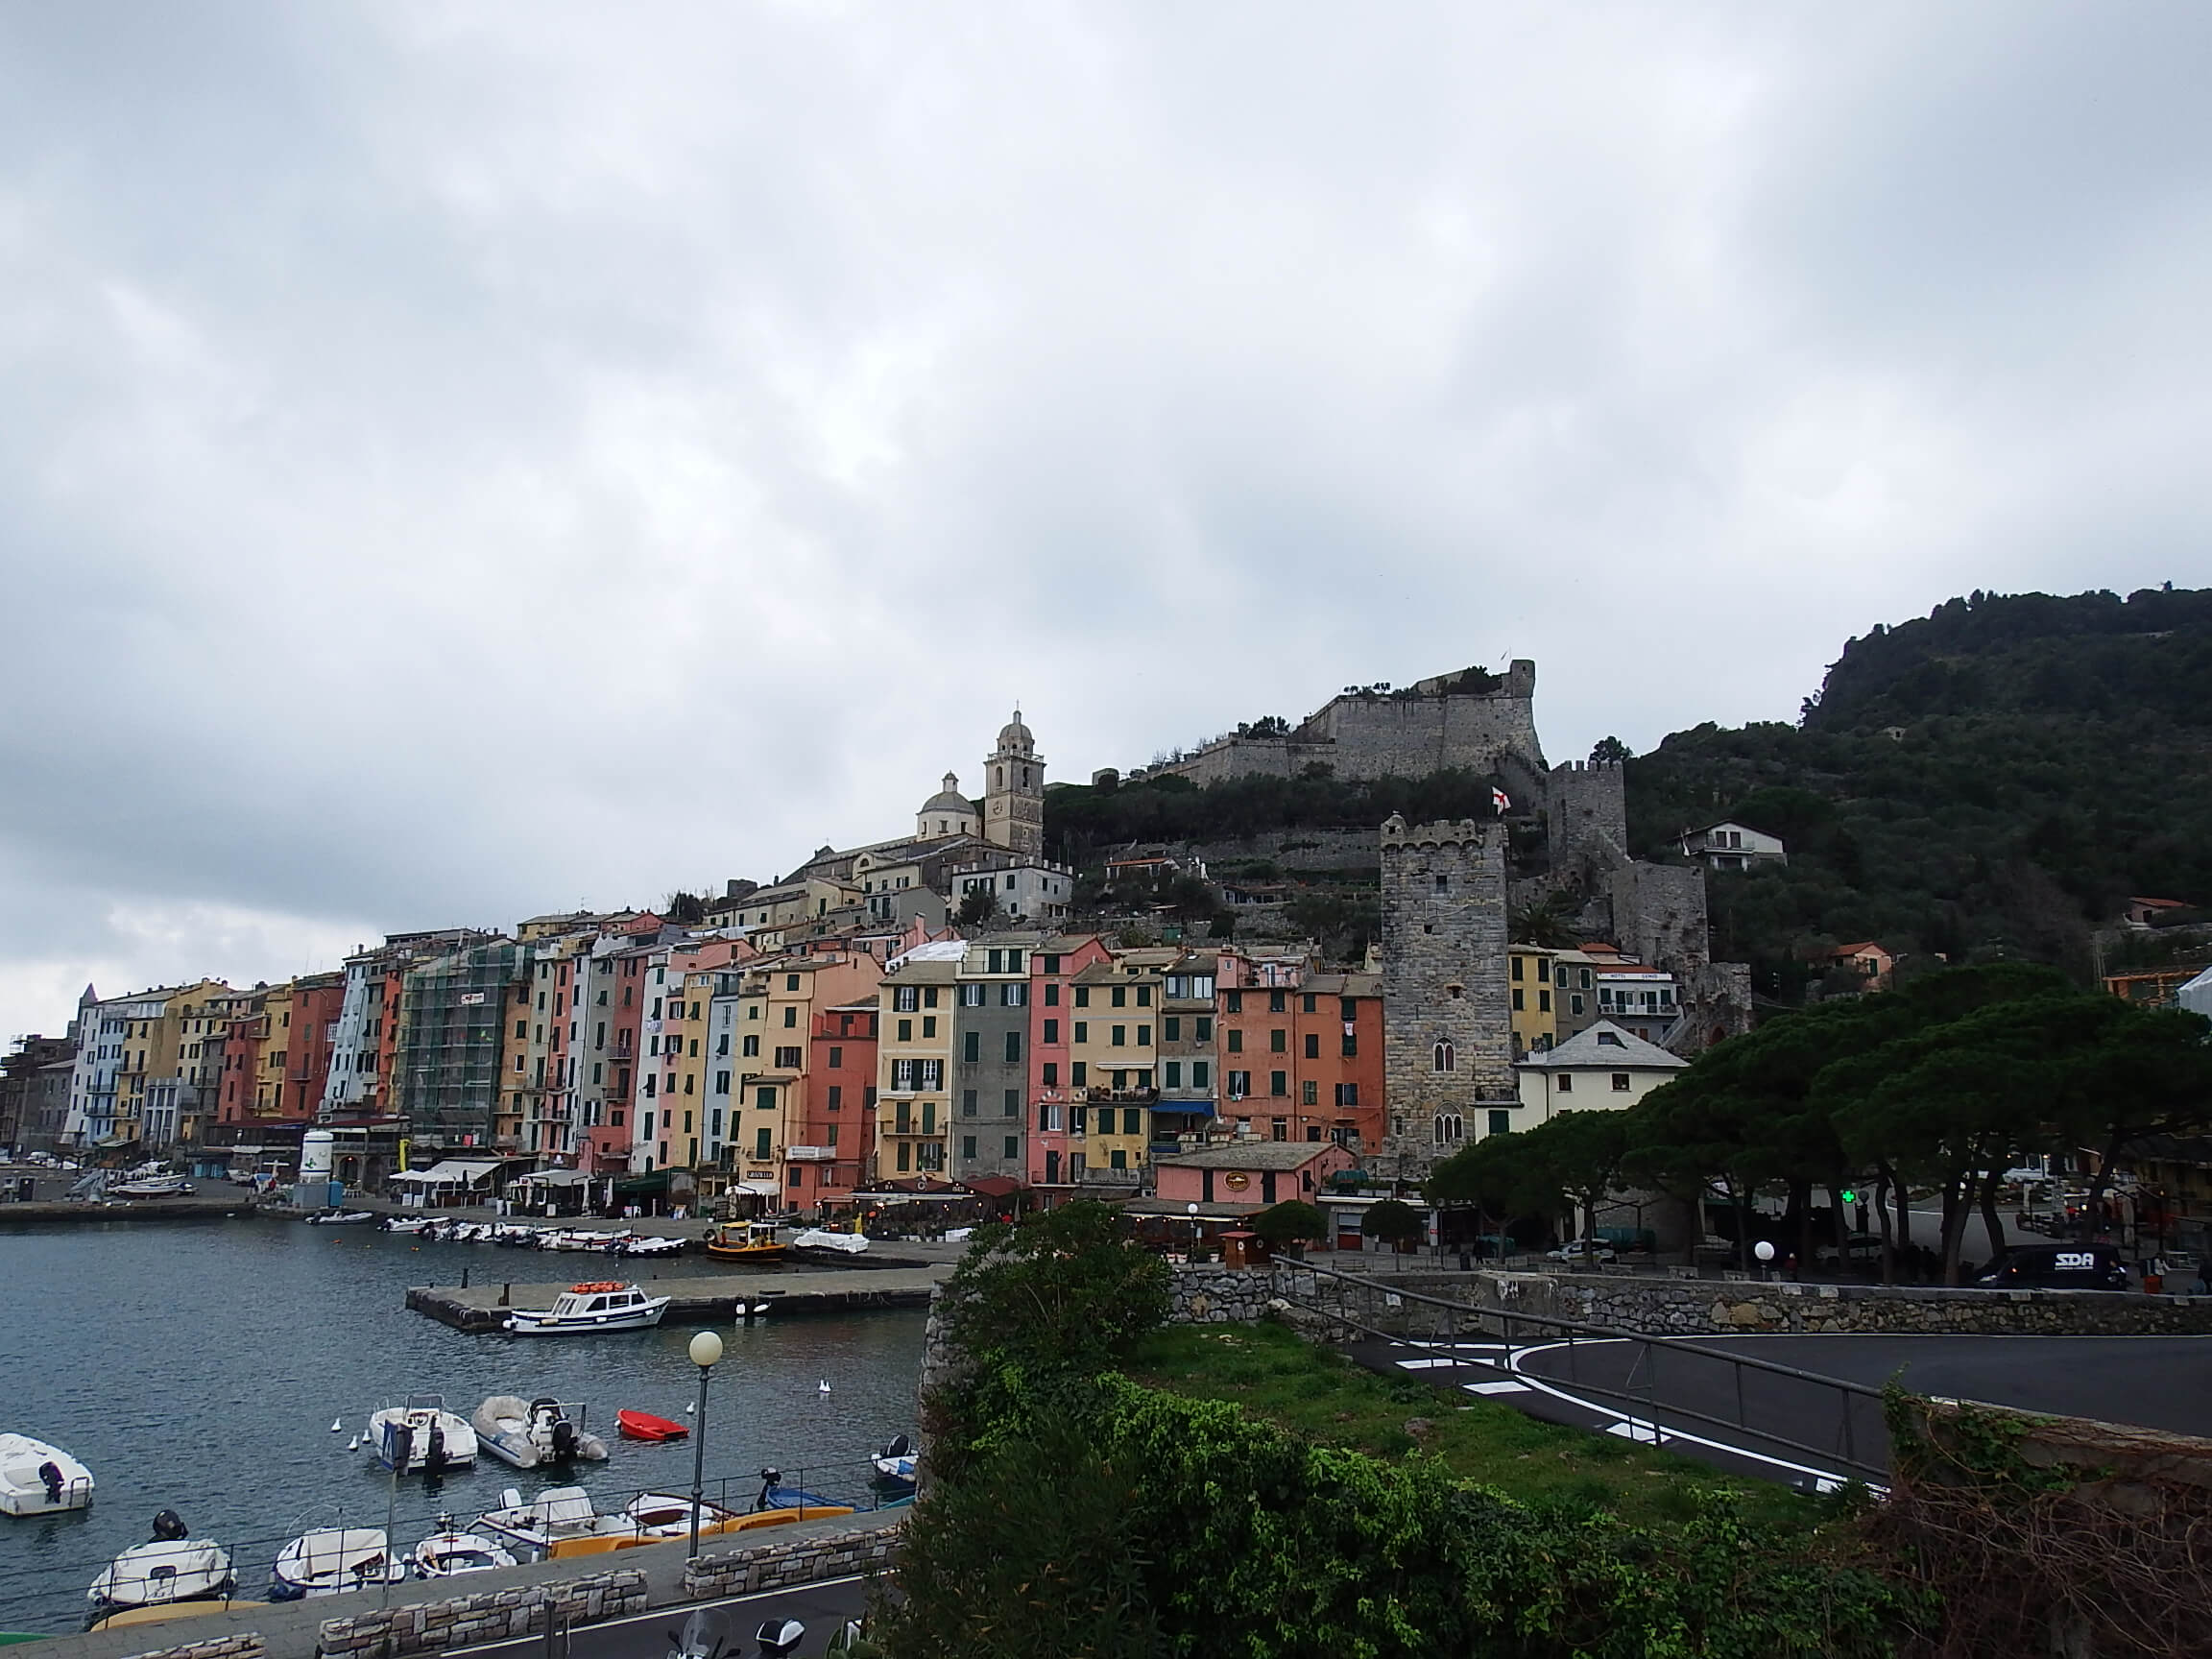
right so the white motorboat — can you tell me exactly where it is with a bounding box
[304,1211,375,1225]
[871,1434,918,1490]
[412,1518,517,1578]
[538,1228,625,1253]
[365,1396,478,1472]
[88,1515,234,1615]
[471,1395,610,1469]
[618,1234,685,1258]
[474,1486,638,1560]
[380,1215,432,1234]
[0,1433,94,1515]
[502,1282,670,1335]
[269,1527,406,1599]
[620,1491,743,1540]
[792,1227,870,1256]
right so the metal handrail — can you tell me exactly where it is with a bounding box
[1283,1260,1887,1483]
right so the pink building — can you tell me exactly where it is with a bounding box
[1152,1140,1353,1210]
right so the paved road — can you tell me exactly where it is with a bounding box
[1353,1333,2212,1492]
[451,1575,871,1659]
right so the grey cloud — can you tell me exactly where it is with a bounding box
[4,2,2211,1032]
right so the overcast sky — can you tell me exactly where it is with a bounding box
[4,2,2209,1037]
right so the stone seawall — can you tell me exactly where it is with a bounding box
[682,1518,902,1599]
[116,1636,264,1659]
[1383,1269,2212,1338]
[317,1569,648,1657]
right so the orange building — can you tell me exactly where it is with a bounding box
[1214,951,1383,1152]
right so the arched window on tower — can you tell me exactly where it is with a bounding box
[996,766,1004,788]
[1432,1041,1455,1073]
[1022,766,1030,786]
[1433,1113,1464,1145]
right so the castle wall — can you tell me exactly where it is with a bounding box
[1154,661,1544,787]
[1609,861,1711,972]
[1379,816,1516,1182]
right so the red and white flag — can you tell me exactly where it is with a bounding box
[1492,786,1511,814]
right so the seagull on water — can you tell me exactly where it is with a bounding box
[818,1380,830,1395]
[330,1418,343,1432]
[346,1435,359,1452]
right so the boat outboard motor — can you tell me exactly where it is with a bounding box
[752,1469,781,1513]
[38,1462,63,1504]
[549,1415,579,1461]
[755,1619,805,1659]
[880,1433,912,1461]
[424,1421,447,1475]
[151,1508,189,1542]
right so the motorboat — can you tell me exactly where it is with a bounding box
[472,1395,610,1468]
[703,1220,786,1263]
[269,1527,406,1599]
[110,1173,194,1199]
[380,1215,435,1234]
[474,1486,641,1560]
[538,1228,625,1253]
[619,1234,685,1258]
[88,1513,234,1617]
[365,1396,478,1472]
[615,1408,687,1442]
[0,1433,94,1515]
[791,1227,869,1256]
[870,1434,918,1491]
[502,1282,670,1335]
[621,1491,746,1541]
[411,1518,517,1579]
[304,1211,375,1225]
[750,1469,854,1519]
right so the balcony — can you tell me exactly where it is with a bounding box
[1072,1087,1159,1106]
[785,1145,835,1162]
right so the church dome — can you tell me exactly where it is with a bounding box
[921,772,972,814]
[996,709,1034,753]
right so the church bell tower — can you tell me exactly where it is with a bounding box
[983,709,1046,859]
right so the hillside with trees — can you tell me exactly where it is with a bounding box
[1627,586,2212,998]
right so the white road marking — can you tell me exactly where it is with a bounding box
[1463,1380,1529,1395]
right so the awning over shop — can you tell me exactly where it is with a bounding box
[614,1170,672,1198]
[965,1175,1022,1199]
[512,1168,590,1188]
[724,1179,781,1197]
[391,1159,503,1188]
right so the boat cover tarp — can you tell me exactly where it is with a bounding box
[392,1159,503,1188]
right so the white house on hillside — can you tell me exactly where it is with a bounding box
[1679,820,1788,872]
[1479,1022,1690,1143]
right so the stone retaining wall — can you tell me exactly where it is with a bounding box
[316,1568,646,1657]
[120,1635,265,1659]
[681,1518,902,1599]
[1391,1269,2212,1337]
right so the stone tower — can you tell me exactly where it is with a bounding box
[983,709,1046,859]
[1379,814,1516,1177]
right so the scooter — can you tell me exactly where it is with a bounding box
[665,1609,807,1659]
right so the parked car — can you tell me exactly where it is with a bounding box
[1545,1238,1618,1264]
[1969,1243,2128,1292]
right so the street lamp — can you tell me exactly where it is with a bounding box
[1187,1201,1200,1262]
[1753,1239,1775,1283]
[686,1330,724,1559]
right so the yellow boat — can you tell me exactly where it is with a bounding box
[703,1220,786,1263]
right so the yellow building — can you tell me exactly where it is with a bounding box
[1068,957,1162,1182]
[112,980,230,1146]
[1508,947,1557,1058]
[723,951,881,1197]
[874,944,963,1178]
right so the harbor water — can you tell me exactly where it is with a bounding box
[0,1215,926,1634]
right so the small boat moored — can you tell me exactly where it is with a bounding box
[703,1220,786,1263]
[269,1528,407,1599]
[791,1227,870,1257]
[503,1282,671,1335]
[473,1396,610,1468]
[0,1433,94,1515]
[871,1434,918,1491]
[751,1469,854,1520]
[303,1211,375,1226]
[88,1513,234,1619]
[366,1396,478,1473]
[109,1173,194,1199]
[411,1518,518,1579]
[615,1408,688,1443]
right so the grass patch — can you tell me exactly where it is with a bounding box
[1126,1319,1827,1534]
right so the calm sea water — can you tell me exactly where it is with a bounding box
[0,1217,926,1633]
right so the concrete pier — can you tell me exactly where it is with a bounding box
[408,1264,953,1332]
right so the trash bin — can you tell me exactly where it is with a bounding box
[2144,1272,2164,1294]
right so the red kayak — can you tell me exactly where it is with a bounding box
[617,1408,689,1442]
